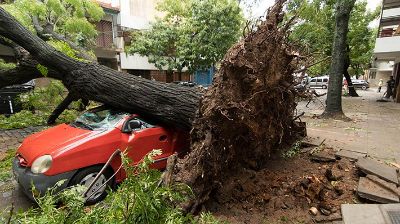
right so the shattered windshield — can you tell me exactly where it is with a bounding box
[71,108,128,131]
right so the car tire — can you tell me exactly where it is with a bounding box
[69,166,114,205]
[361,86,367,90]
[322,85,327,89]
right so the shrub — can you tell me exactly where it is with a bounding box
[3,151,223,224]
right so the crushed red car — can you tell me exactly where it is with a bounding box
[12,106,189,204]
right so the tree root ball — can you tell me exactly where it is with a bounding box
[172,0,304,213]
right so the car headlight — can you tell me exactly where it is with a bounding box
[31,155,52,174]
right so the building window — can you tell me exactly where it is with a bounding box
[369,71,377,79]
[96,20,113,48]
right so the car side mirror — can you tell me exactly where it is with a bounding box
[129,120,142,130]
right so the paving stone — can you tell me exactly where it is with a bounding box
[366,174,400,196]
[356,158,399,184]
[310,151,336,162]
[342,204,387,224]
[357,177,399,203]
[335,150,367,161]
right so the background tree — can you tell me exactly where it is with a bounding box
[288,0,379,96]
[323,0,356,118]
[128,0,244,80]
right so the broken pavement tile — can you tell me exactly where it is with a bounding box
[356,158,399,184]
[366,174,400,197]
[357,177,399,204]
[310,152,336,163]
[334,149,367,161]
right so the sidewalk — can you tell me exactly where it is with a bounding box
[298,88,400,163]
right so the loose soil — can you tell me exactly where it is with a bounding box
[206,143,359,224]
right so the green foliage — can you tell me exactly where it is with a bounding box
[0,110,46,129]
[4,151,222,224]
[0,59,16,70]
[36,64,48,77]
[129,0,244,73]
[2,0,104,47]
[282,140,302,158]
[0,81,80,129]
[0,149,16,182]
[288,0,379,76]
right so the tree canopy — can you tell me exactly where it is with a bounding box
[128,0,244,74]
[0,0,104,65]
[288,0,379,77]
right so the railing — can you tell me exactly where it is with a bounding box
[378,27,399,38]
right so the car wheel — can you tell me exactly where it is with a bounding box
[69,166,114,205]
[322,85,327,89]
[361,86,367,90]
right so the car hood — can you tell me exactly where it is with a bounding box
[18,124,102,165]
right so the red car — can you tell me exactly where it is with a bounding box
[12,106,189,204]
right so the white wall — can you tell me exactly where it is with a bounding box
[119,0,159,30]
[382,7,400,19]
[376,61,394,71]
[374,36,400,54]
[120,53,159,70]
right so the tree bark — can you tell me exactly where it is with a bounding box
[0,7,201,130]
[47,93,75,125]
[0,3,302,212]
[344,45,358,97]
[322,0,356,118]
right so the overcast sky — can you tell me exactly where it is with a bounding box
[249,0,382,24]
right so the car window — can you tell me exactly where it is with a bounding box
[317,78,322,82]
[133,117,156,129]
[72,108,129,131]
[310,78,316,82]
[323,78,328,82]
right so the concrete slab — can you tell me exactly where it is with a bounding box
[310,151,337,162]
[342,204,386,224]
[357,177,399,203]
[356,158,399,184]
[366,174,400,196]
[335,150,367,161]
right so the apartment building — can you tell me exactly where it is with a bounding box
[96,0,192,82]
[372,0,400,97]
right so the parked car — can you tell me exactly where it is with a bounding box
[308,77,329,89]
[13,106,189,204]
[0,80,35,115]
[172,81,197,87]
[351,79,369,90]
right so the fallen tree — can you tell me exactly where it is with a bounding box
[0,0,302,211]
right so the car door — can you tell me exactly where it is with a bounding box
[124,117,173,169]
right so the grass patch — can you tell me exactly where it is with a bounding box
[0,149,16,182]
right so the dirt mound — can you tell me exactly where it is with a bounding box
[206,149,358,223]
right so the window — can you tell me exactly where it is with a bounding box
[96,20,113,48]
[323,78,328,82]
[317,78,322,82]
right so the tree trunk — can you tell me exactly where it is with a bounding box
[47,93,75,125]
[344,45,358,97]
[0,7,201,130]
[0,2,302,212]
[322,0,356,118]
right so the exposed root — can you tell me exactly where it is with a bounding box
[173,0,303,213]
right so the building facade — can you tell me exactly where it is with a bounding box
[96,0,192,82]
[373,0,400,99]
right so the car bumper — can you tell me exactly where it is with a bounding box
[12,158,77,201]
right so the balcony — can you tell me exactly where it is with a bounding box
[382,7,400,19]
